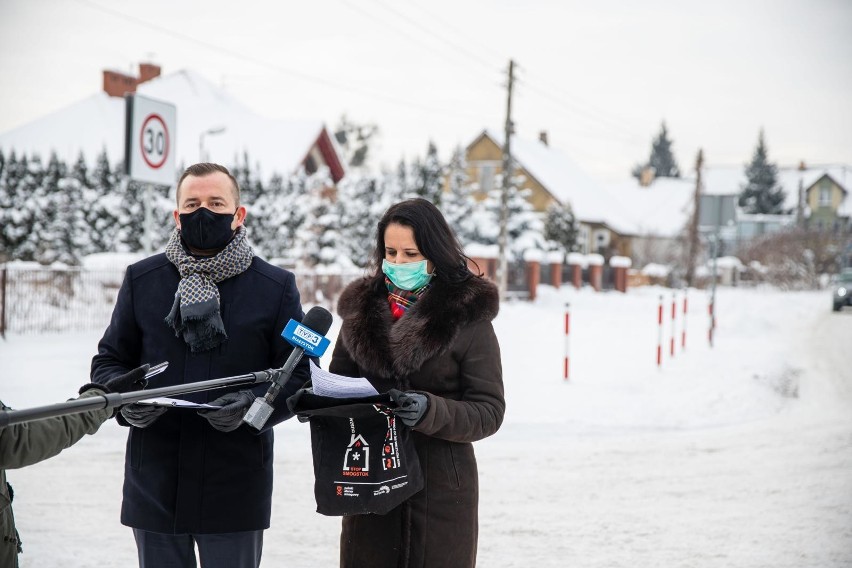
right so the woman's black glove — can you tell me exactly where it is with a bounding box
[197,390,256,432]
[79,364,150,395]
[389,389,429,427]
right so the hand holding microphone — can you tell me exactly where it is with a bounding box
[242,306,334,431]
[198,390,256,432]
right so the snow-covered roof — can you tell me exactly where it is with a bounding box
[605,176,695,237]
[0,69,335,182]
[482,130,636,234]
[604,163,852,237]
[702,164,852,212]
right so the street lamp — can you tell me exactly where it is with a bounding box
[199,126,226,162]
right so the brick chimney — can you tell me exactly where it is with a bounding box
[102,62,162,97]
[639,165,656,187]
[539,131,549,146]
[138,62,161,84]
[102,69,138,97]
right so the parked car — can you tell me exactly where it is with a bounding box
[832,269,852,312]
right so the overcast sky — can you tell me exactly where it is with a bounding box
[1,0,850,181]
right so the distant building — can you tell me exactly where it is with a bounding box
[465,129,634,259]
[0,62,345,185]
[606,162,852,269]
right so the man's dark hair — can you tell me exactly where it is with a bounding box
[370,198,476,286]
[176,163,241,206]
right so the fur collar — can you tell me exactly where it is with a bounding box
[337,275,499,379]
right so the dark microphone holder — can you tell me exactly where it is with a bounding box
[0,362,280,428]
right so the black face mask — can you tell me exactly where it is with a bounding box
[179,207,236,251]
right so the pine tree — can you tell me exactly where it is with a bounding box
[335,174,384,268]
[543,201,578,255]
[38,152,74,264]
[17,155,45,261]
[409,142,444,205]
[739,130,786,214]
[86,150,124,253]
[70,153,97,256]
[477,173,544,258]
[298,170,343,267]
[232,152,260,205]
[635,121,680,179]
[440,146,477,246]
[395,159,410,198]
[249,172,307,260]
[0,149,17,260]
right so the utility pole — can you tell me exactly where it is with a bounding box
[497,59,515,301]
[685,149,703,287]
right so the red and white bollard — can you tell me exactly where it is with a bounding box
[670,292,676,358]
[563,302,570,381]
[656,295,663,368]
[681,290,688,350]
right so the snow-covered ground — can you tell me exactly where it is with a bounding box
[2,285,851,567]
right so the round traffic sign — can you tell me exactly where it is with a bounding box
[139,113,170,169]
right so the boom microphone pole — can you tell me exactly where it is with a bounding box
[0,362,280,428]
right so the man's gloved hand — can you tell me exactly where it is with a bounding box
[79,364,151,395]
[197,390,256,432]
[121,403,167,428]
[389,389,429,427]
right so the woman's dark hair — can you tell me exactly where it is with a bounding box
[370,198,477,286]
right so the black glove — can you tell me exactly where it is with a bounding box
[389,389,429,427]
[79,364,150,395]
[121,403,167,428]
[197,390,256,432]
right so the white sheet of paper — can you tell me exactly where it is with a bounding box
[309,360,379,399]
[136,397,222,409]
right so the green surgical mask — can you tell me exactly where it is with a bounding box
[382,259,434,291]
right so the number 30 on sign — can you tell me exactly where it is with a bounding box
[125,93,177,185]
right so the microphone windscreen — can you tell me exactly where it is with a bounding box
[301,306,334,336]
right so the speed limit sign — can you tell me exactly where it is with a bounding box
[125,93,177,185]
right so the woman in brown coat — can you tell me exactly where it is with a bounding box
[329,198,505,568]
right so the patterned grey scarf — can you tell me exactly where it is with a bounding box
[164,226,254,352]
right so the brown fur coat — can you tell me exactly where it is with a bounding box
[330,274,505,568]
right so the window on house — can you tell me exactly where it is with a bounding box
[304,154,318,175]
[479,164,495,193]
[593,229,610,253]
[819,181,831,207]
[578,226,589,254]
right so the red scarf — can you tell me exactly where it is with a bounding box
[385,277,431,320]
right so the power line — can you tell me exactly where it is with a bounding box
[389,2,648,148]
[335,0,503,90]
[66,0,490,121]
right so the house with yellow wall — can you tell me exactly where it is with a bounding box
[465,130,634,259]
[805,173,850,230]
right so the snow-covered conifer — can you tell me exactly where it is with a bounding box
[739,130,786,214]
[543,201,578,256]
[409,142,444,205]
[440,146,477,245]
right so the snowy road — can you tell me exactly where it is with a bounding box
[4,288,852,567]
[474,303,852,568]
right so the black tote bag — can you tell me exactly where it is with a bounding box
[287,388,424,516]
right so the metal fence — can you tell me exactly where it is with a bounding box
[0,265,365,335]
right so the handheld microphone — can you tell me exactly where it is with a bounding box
[243,306,333,430]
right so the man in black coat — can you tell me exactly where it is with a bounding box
[91,163,310,568]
